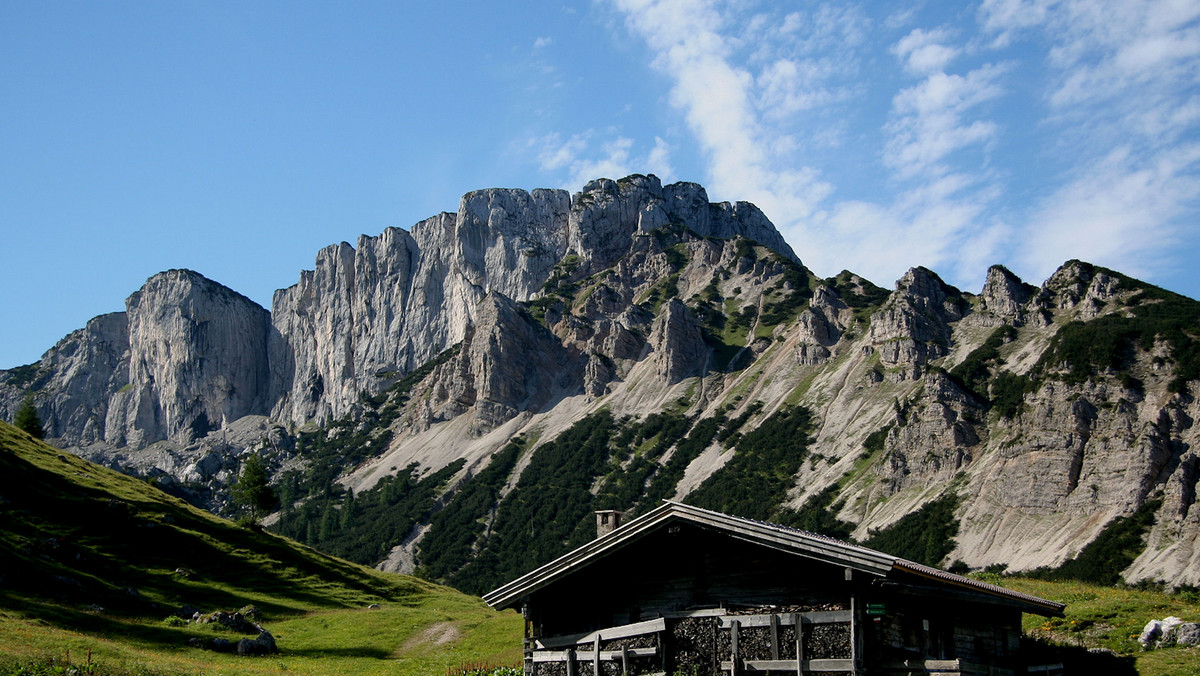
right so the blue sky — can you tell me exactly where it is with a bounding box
[3,0,1198,369]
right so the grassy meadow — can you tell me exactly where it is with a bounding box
[0,421,521,675]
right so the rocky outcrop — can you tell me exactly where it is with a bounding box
[411,293,581,433]
[0,312,130,444]
[977,265,1035,324]
[108,270,272,447]
[267,175,797,426]
[875,370,985,495]
[268,186,574,424]
[1,271,272,449]
[651,300,708,384]
[867,267,965,373]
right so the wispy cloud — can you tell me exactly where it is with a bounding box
[604,0,1008,288]
[981,0,1200,283]
[892,27,960,75]
[530,131,673,189]
[1020,145,1200,281]
[884,64,1006,180]
[570,0,1200,293]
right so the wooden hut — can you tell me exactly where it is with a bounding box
[484,501,1064,676]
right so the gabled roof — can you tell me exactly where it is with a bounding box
[483,501,1064,617]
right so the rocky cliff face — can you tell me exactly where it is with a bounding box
[1,270,272,449]
[4,173,1198,589]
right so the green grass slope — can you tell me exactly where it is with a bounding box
[1000,578,1200,676]
[0,421,521,675]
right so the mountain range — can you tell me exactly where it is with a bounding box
[3,173,1198,592]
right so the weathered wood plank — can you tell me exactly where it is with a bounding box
[662,608,727,618]
[730,619,740,676]
[769,613,779,661]
[531,648,658,663]
[718,609,851,628]
[720,658,854,672]
[795,612,803,676]
[537,617,667,648]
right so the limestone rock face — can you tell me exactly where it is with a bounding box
[0,312,130,444]
[270,188,572,424]
[411,293,579,433]
[266,175,802,426]
[978,265,1035,323]
[10,176,1200,588]
[876,370,985,495]
[660,181,798,262]
[868,267,964,371]
[651,300,707,384]
[112,270,273,447]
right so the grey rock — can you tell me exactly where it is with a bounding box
[651,300,707,384]
[115,270,273,446]
[209,638,234,653]
[237,630,278,656]
[868,267,962,370]
[978,265,1034,321]
[1175,622,1200,646]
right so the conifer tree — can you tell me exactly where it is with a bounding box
[13,394,44,440]
[231,453,277,523]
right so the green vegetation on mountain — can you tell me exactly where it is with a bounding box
[862,492,961,567]
[775,484,854,540]
[283,343,461,502]
[273,459,464,566]
[13,393,43,439]
[639,413,725,506]
[950,325,1018,401]
[447,410,617,594]
[1029,499,1163,586]
[824,270,891,319]
[230,452,277,524]
[686,404,814,521]
[1034,267,1200,392]
[0,421,521,675]
[416,438,526,585]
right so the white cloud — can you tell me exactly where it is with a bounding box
[646,136,674,180]
[892,27,959,75]
[594,0,1199,295]
[977,0,1053,47]
[884,64,1007,179]
[613,0,833,224]
[536,132,588,172]
[602,0,1012,287]
[532,131,673,190]
[534,36,554,49]
[979,0,1200,286]
[1018,144,1200,282]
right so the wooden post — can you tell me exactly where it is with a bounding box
[849,596,858,676]
[658,626,667,675]
[795,613,804,676]
[730,619,740,676]
[621,645,629,675]
[770,613,780,661]
[566,648,576,676]
[593,635,601,676]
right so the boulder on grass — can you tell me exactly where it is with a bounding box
[237,630,278,656]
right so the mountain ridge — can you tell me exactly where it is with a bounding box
[3,173,1198,591]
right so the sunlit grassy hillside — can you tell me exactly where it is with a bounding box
[0,421,521,675]
[1001,577,1200,676]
